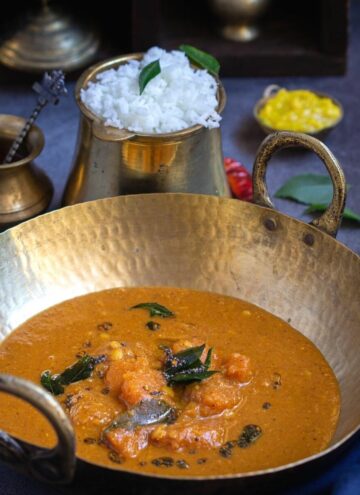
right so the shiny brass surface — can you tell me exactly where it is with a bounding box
[62,54,230,206]
[210,0,270,41]
[253,132,346,237]
[0,133,359,486]
[0,115,53,227]
[254,85,344,137]
[0,4,99,72]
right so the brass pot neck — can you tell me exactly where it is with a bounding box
[0,114,44,169]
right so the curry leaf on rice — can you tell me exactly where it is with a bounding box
[139,59,161,94]
[179,44,220,75]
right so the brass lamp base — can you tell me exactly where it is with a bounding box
[0,7,99,72]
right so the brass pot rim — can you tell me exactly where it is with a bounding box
[75,52,227,140]
[253,85,344,137]
[0,114,44,169]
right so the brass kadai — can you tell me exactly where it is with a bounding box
[0,132,359,493]
[63,54,230,206]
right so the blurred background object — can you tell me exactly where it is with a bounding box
[209,0,270,42]
[0,0,349,77]
[0,0,99,73]
[131,0,349,76]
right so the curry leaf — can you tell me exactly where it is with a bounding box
[103,399,177,433]
[130,302,175,318]
[139,59,161,94]
[40,354,103,396]
[204,347,213,368]
[162,344,218,384]
[164,344,206,372]
[60,355,96,384]
[274,174,359,225]
[169,369,217,383]
[275,174,338,204]
[179,44,220,75]
[40,371,65,396]
[304,204,360,223]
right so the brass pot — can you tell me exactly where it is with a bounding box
[63,54,229,206]
[0,132,359,493]
[0,115,53,227]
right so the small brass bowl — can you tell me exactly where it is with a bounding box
[0,115,53,227]
[254,85,344,138]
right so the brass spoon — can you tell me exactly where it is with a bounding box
[3,70,67,164]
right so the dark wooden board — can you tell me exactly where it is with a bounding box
[132,0,349,76]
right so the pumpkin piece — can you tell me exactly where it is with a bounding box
[151,419,225,451]
[68,390,119,427]
[223,353,252,383]
[105,427,150,458]
[184,373,244,417]
[105,355,167,407]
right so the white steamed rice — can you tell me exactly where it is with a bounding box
[80,46,221,134]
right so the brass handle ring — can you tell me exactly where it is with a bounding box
[0,374,75,483]
[252,131,346,237]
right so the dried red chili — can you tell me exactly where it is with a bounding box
[224,157,253,202]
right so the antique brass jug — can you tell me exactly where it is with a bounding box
[0,114,53,227]
[63,54,230,206]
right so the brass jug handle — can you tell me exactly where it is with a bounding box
[252,131,346,237]
[0,374,76,483]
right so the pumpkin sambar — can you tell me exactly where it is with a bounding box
[0,287,340,476]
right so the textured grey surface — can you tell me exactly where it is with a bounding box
[0,8,359,252]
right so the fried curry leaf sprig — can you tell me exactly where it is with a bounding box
[161,344,218,385]
[41,354,106,396]
[130,302,175,318]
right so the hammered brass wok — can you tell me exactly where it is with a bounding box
[0,132,359,494]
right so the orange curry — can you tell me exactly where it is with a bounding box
[0,287,340,476]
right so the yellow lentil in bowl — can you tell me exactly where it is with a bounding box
[256,88,342,134]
